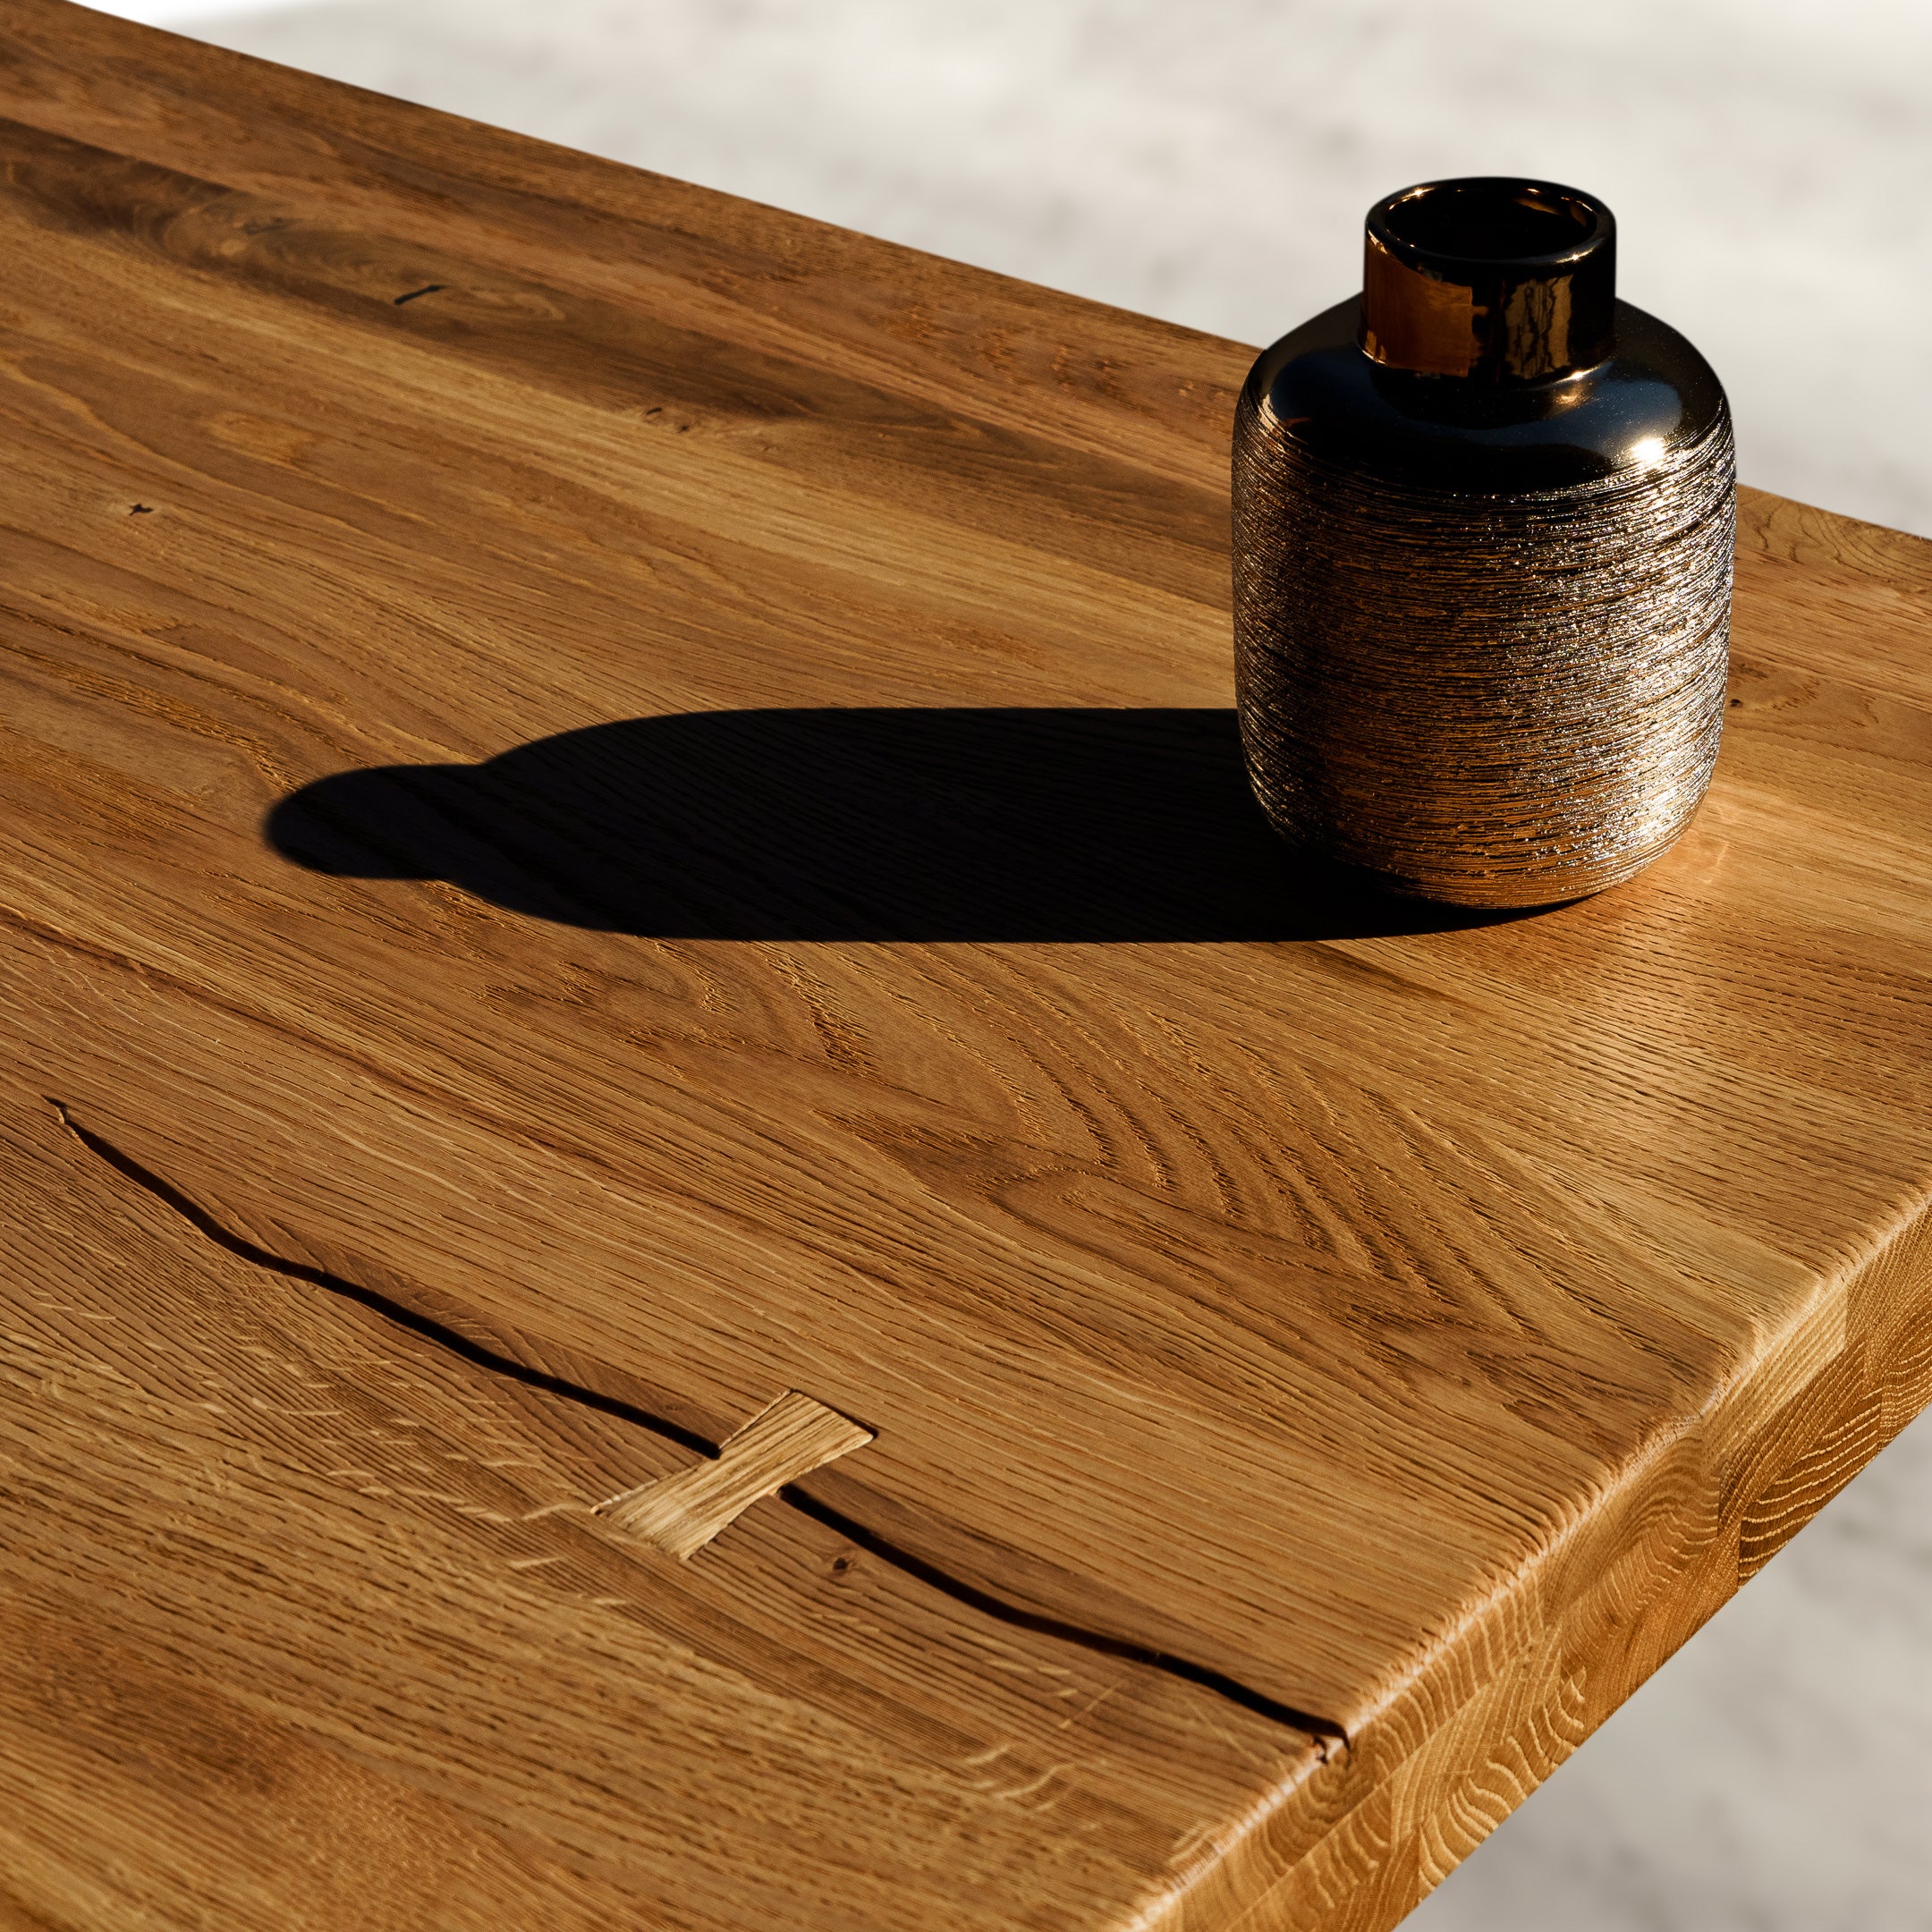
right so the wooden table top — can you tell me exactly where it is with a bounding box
[2,4,1928,1927]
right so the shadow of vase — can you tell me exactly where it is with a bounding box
[264,707,1528,944]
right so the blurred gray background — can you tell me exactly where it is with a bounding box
[84,3,1932,1926]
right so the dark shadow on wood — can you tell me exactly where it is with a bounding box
[264,708,1529,943]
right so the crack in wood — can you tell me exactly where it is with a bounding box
[48,1097,1346,1750]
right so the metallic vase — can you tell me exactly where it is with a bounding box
[1233,177,1734,908]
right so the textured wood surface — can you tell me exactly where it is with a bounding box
[1,3,1928,1926]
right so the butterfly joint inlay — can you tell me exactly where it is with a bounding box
[596,1390,874,1559]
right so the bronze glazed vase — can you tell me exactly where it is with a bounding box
[1232,176,1734,908]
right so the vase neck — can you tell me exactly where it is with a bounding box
[1360,177,1616,384]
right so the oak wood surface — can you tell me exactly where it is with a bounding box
[0,3,1928,1926]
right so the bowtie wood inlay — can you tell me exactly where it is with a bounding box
[597,1392,875,1560]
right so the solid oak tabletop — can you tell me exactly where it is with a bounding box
[2,4,1928,1928]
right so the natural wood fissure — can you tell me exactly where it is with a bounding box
[0,4,1928,1927]
[52,1093,1343,1741]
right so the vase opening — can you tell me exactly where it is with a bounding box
[1382,182,1597,264]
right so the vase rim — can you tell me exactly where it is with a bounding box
[1370,177,1614,273]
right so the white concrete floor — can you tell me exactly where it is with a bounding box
[78,3,1932,1925]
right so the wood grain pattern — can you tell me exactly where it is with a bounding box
[0,3,1927,1926]
[3,1084,1311,1932]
